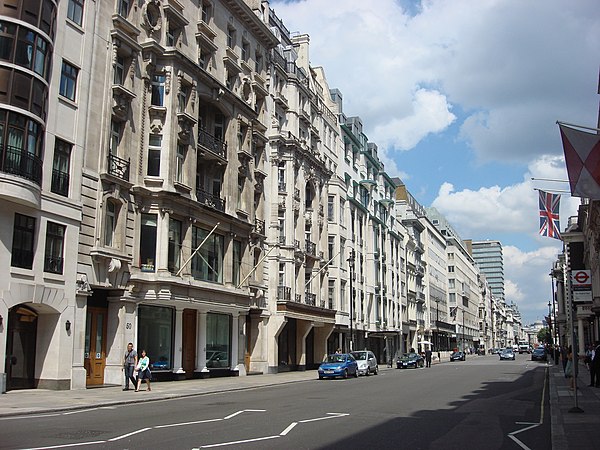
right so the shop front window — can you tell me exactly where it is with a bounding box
[206,313,230,369]
[138,305,173,371]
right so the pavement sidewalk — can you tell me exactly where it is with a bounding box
[548,358,600,450]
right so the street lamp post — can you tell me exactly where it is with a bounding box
[348,249,355,352]
[435,298,440,359]
[462,309,465,353]
[547,300,552,347]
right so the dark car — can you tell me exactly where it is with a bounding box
[318,353,359,379]
[531,347,547,361]
[450,351,466,362]
[499,348,516,360]
[396,352,424,369]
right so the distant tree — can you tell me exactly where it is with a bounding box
[538,327,552,345]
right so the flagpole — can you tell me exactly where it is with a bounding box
[531,177,569,183]
[533,188,571,194]
[557,121,600,133]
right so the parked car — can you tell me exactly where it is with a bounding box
[396,352,424,369]
[500,348,516,360]
[450,351,466,362]
[531,347,547,361]
[318,353,359,379]
[350,350,379,376]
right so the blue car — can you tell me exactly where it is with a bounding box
[318,353,359,379]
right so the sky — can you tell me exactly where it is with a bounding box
[270,0,600,324]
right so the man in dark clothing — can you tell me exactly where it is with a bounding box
[123,342,138,390]
[425,349,432,368]
[591,341,600,388]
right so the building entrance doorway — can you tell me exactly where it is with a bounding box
[84,307,107,386]
[6,306,38,390]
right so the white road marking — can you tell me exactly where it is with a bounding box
[155,418,223,429]
[506,366,547,450]
[223,409,266,419]
[279,422,297,436]
[197,412,350,448]
[1,413,60,421]
[64,408,100,415]
[108,427,151,441]
[299,412,350,423]
[199,435,280,448]
[21,440,106,450]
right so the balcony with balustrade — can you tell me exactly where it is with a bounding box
[196,187,225,212]
[0,144,43,207]
[197,128,228,163]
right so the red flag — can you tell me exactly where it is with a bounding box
[558,123,600,199]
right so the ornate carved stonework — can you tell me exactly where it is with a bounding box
[142,0,162,36]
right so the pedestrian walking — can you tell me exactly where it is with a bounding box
[591,341,600,388]
[122,342,137,391]
[135,349,152,392]
[425,348,432,368]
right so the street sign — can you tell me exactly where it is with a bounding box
[571,270,591,288]
[571,270,592,303]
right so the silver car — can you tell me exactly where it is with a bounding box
[350,350,379,376]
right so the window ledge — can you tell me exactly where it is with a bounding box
[43,272,65,283]
[9,266,34,279]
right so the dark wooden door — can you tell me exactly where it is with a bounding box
[84,307,107,386]
[182,309,197,378]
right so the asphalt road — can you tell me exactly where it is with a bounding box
[0,355,550,450]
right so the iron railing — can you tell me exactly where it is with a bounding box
[108,153,130,181]
[196,187,225,212]
[197,128,227,159]
[1,144,42,186]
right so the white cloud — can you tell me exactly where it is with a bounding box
[431,155,580,239]
[271,0,600,164]
[504,245,560,323]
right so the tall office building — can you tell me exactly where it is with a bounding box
[470,240,505,303]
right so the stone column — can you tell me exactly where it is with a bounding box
[296,320,313,371]
[172,307,184,376]
[196,311,208,376]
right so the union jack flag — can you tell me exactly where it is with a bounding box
[539,190,561,240]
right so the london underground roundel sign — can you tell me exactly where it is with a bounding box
[571,270,591,287]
